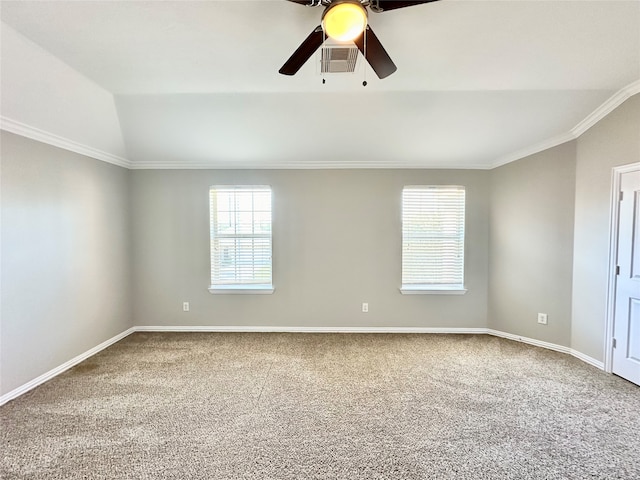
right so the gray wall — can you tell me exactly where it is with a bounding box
[572,95,640,361]
[131,169,490,329]
[488,142,577,346]
[2,94,636,396]
[1,132,132,395]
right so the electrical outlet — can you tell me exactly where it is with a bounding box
[183,302,190,312]
[537,313,548,325]
[362,303,369,313]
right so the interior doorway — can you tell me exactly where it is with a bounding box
[606,162,640,385]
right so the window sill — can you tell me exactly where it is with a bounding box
[208,285,274,295]
[400,286,467,295]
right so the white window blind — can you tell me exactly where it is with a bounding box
[209,186,272,290]
[402,186,465,291]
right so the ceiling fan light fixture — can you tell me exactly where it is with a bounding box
[322,2,367,42]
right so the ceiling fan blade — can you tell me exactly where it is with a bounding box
[354,26,397,79]
[372,0,439,12]
[279,26,324,76]
[285,0,319,5]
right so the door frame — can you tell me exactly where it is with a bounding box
[604,162,640,373]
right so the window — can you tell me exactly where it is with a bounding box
[209,186,273,294]
[401,186,466,294]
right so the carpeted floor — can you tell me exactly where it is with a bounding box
[1,333,638,479]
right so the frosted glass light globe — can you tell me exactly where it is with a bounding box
[322,3,367,42]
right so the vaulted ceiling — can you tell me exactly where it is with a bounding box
[1,0,639,168]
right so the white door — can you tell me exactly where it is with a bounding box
[612,169,640,385]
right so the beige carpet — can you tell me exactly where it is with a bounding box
[1,333,638,479]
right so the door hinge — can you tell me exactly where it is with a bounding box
[613,338,617,349]
[616,265,620,275]
[619,191,624,201]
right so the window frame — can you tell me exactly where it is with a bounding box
[400,185,467,295]
[208,185,274,295]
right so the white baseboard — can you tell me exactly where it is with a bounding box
[0,327,136,406]
[135,325,488,334]
[486,328,604,369]
[139,325,604,369]
[486,329,571,354]
[1,326,604,405]
[569,348,605,370]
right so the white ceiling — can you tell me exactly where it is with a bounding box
[1,0,639,168]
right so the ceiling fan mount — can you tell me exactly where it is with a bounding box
[279,0,439,79]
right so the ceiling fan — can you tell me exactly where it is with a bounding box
[280,0,439,79]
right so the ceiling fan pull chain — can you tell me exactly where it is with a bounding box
[322,29,326,85]
[363,27,368,87]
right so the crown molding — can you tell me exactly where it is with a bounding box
[571,79,640,137]
[3,80,638,171]
[490,132,576,169]
[1,116,133,169]
[490,79,640,169]
[129,161,492,170]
